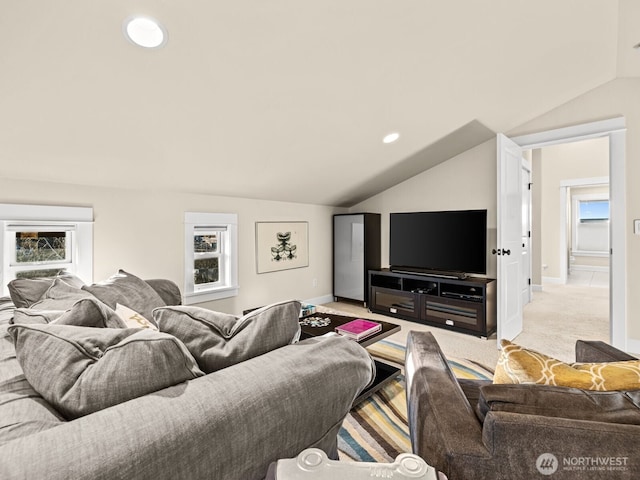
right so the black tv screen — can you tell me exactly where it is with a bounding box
[389,209,487,275]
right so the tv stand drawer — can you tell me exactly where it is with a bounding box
[423,297,484,333]
[370,287,419,319]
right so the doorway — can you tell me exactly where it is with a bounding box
[498,116,626,350]
[524,138,610,343]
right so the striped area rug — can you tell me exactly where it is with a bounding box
[337,340,493,462]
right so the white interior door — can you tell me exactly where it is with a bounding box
[497,134,524,342]
[521,160,532,307]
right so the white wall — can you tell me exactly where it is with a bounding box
[0,178,343,314]
[533,137,609,281]
[350,139,498,279]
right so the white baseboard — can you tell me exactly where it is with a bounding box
[542,276,565,285]
[570,265,610,273]
[303,294,335,306]
[625,338,640,357]
[532,284,543,292]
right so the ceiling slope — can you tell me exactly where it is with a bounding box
[0,1,629,206]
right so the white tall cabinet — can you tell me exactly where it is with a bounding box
[333,213,381,306]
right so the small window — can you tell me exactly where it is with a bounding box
[10,227,73,279]
[578,200,609,222]
[184,213,238,304]
[193,229,223,289]
[1,204,93,294]
[572,196,609,256]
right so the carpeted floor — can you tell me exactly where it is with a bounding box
[337,340,493,462]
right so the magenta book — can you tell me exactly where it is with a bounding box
[335,319,381,340]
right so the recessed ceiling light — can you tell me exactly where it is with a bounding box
[123,16,167,49]
[383,132,400,144]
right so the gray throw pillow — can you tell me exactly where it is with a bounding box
[53,298,126,328]
[11,309,64,325]
[29,278,93,310]
[154,300,302,373]
[82,270,166,321]
[12,298,140,329]
[145,279,182,306]
[8,324,204,419]
[7,274,85,308]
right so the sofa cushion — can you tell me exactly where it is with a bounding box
[494,339,640,391]
[82,270,166,321]
[115,303,158,330]
[459,378,492,408]
[7,324,204,419]
[28,277,93,311]
[11,299,158,330]
[0,297,15,327]
[11,309,64,325]
[576,340,638,362]
[13,298,125,328]
[477,383,640,425]
[7,274,85,308]
[53,298,127,328]
[154,300,302,373]
[0,324,64,446]
[144,279,182,306]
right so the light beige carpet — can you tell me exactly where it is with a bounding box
[517,283,609,362]
[322,282,609,368]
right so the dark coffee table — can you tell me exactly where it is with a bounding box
[299,312,401,404]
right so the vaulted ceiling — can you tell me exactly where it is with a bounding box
[1,1,638,206]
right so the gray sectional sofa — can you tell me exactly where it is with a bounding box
[0,272,375,480]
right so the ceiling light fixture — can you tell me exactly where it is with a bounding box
[123,16,167,48]
[383,132,400,144]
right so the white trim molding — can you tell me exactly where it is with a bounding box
[570,265,610,273]
[625,338,640,358]
[304,294,335,306]
[183,212,239,305]
[511,117,626,149]
[0,204,94,293]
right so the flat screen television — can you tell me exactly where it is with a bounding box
[389,209,487,276]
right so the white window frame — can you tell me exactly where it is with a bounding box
[184,212,238,304]
[572,193,609,257]
[0,204,93,295]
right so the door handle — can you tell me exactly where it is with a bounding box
[492,248,511,256]
[492,249,501,255]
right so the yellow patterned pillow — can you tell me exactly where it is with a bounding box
[494,340,640,391]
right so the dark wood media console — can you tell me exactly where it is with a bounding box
[368,269,496,338]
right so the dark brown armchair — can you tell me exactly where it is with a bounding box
[405,331,640,479]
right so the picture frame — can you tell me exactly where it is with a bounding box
[255,221,309,274]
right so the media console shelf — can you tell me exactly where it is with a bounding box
[368,269,496,338]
